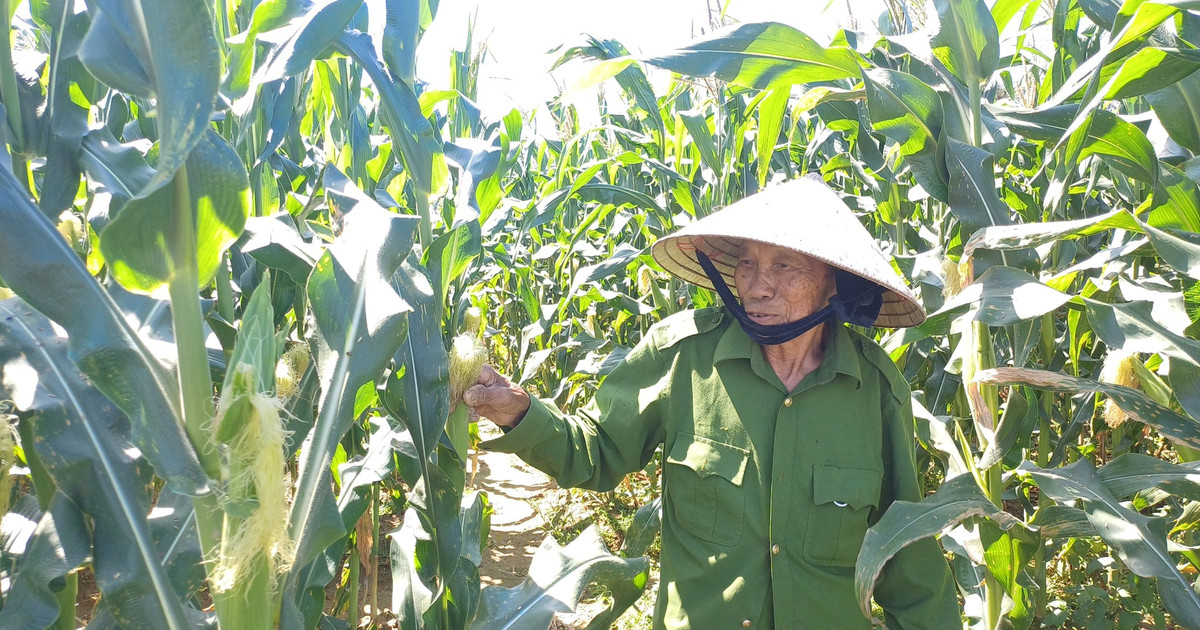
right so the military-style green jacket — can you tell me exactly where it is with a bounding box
[482,308,960,629]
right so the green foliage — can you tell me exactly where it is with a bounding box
[6,0,1200,628]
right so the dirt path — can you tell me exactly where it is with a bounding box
[471,443,564,588]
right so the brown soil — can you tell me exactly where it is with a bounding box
[473,448,565,588]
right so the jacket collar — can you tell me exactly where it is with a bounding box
[714,315,862,389]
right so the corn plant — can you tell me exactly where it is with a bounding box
[0,1,650,629]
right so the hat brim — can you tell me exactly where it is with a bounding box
[649,178,927,328]
[653,234,925,328]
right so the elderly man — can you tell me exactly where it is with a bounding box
[464,178,961,629]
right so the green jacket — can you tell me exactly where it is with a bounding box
[482,308,961,629]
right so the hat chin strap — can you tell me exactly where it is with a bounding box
[695,251,885,346]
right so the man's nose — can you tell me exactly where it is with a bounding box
[744,267,774,299]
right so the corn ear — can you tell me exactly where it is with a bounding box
[941,257,963,299]
[56,211,84,252]
[211,363,295,593]
[448,332,487,460]
[1100,351,1140,428]
[275,343,311,401]
[449,333,487,406]
[462,306,484,338]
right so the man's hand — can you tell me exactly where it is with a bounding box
[462,365,531,428]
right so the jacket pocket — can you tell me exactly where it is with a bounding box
[665,433,749,547]
[804,465,882,566]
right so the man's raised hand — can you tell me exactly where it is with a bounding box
[462,365,531,428]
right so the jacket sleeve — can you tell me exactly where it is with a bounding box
[872,386,963,630]
[479,335,670,492]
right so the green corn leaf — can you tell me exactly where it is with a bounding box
[964,208,1140,257]
[976,389,1037,470]
[619,497,662,559]
[1086,299,1200,364]
[381,259,450,467]
[1151,163,1200,233]
[239,212,323,285]
[863,68,947,202]
[425,219,482,307]
[470,526,650,630]
[1147,71,1200,154]
[222,0,295,100]
[99,130,250,295]
[976,367,1200,450]
[389,505,436,623]
[0,301,195,630]
[77,126,157,207]
[555,37,666,154]
[76,0,219,199]
[1030,504,1096,538]
[929,0,1000,88]
[1078,0,1121,29]
[678,109,720,174]
[444,139,502,227]
[84,489,210,628]
[336,29,449,204]
[1171,357,1200,423]
[1097,453,1200,501]
[0,167,207,494]
[379,260,472,609]
[1139,218,1200,279]
[529,183,665,229]
[755,87,789,188]
[34,0,90,218]
[642,22,862,91]
[245,0,364,98]
[0,494,92,630]
[1097,47,1200,100]
[945,139,1037,273]
[285,169,418,597]
[382,0,420,85]
[1020,460,1200,627]
[853,473,1021,619]
[989,106,1158,185]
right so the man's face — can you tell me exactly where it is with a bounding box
[732,240,835,327]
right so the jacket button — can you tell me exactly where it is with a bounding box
[783,397,793,407]
[742,621,752,628]
[771,544,780,555]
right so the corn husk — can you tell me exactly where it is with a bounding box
[637,266,653,296]
[942,257,972,300]
[0,421,14,518]
[1100,350,1140,428]
[56,211,84,251]
[211,364,295,593]
[449,333,487,407]
[462,306,484,338]
[448,332,487,460]
[275,344,311,401]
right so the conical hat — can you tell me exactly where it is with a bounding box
[650,177,926,328]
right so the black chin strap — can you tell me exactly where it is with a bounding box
[696,251,886,345]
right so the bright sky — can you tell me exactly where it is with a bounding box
[403,0,898,126]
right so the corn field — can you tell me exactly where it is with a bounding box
[2,0,1200,628]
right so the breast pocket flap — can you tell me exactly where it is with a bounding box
[667,434,748,486]
[812,465,882,511]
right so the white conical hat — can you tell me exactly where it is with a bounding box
[650,177,926,328]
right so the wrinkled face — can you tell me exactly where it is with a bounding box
[732,240,836,326]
